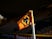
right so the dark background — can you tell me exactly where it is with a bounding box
[0,0,52,19]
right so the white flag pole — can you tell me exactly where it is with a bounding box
[29,10,36,39]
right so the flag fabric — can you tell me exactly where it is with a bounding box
[17,10,32,30]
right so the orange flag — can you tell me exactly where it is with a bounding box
[17,10,33,30]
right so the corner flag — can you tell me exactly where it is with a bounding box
[17,10,32,30]
[17,10,36,39]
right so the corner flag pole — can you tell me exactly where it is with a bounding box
[29,10,36,39]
